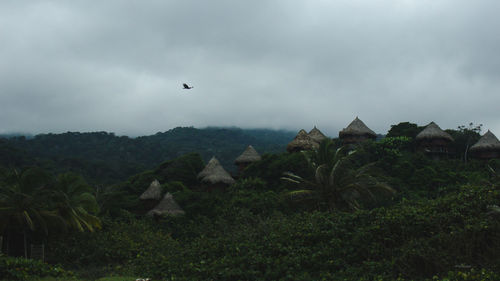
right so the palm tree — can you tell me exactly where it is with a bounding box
[50,173,101,232]
[282,140,395,211]
[0,169,103,257]
[0,168,64,257]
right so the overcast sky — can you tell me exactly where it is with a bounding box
[1,1,499,137]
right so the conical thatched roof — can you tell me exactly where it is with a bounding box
[235,145,261,164]
[199,157,235,185]
[416,122,454,141]
[308,126,327,144]
[470,130,500,151]
[197,156,220,179]
[287,129,317,152]
[339,117,376,137]
[139,179,162,200]
[147,192,185,217]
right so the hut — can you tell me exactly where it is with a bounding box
[139,179,163,211]
[339,117,377,144]
[198,157,235,190]
[470,130,500,160]
[234,145,261,172]
[308,126,327,146]
[415,122,454,155]
[197,157,220,180]
[287,129,317,153]
[147,192,185,217]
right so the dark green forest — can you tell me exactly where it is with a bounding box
[1,123,500,281]
[0,127,295,184]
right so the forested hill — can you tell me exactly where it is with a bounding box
[0,127,296,184]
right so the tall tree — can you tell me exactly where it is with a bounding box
[386,122,423,139]
[446,122,482,163]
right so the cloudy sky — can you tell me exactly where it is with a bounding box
[1,1,499,137]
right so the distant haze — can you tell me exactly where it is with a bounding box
[1,1,499,137]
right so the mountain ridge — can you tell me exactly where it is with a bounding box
[0,126,296,184]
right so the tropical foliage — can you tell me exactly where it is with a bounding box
[0,168,101,259]
[0,253,72,281]
[1,124,500,280]
[50,173,101,232]
[43,184,500,281]
[282,140,395,211]
[0,168,62,236]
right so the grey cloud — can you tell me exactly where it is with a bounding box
[0,1,499,137]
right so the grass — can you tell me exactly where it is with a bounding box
[34,277,141,281]
[96,277,143,281]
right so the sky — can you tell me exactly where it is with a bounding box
[1,0,499,137]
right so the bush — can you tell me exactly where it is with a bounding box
[241,152,311,191]
[0,254,72,281]
[231,177,267,191]
[47,216,171,267]
[433,268,500,280]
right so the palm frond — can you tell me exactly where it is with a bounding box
[487,165,496,175]
[374,182,396,194]
[315,164,329,185]
[288,189,315,199]
[289,189,315,194]
[355,162,377,176]
[22,210,35,231]
[281,178,301,184]
[282,171,303,180]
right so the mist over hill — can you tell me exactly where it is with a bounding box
[0,127,296,184]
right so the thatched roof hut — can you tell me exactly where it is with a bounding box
[339,117,376,144]
[198,156,235,187]
[139,179,162,201]
[147,192,185,217]
[415,122,454,156]
[470,130,500,159]
[197,156,220,179]
[234,145,261,173]
[339,117,376,137]
[308,126,327,145]
[287,129,317,152]
[235,145,261,165]
[470,130,500,151]
[416,122,454,142]
[200,165,235,185]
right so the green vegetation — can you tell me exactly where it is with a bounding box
[0,127,295,184]
[1,125,500,280]
[283,139,395,211]
[0,254,73,281]
[0,168,101,264]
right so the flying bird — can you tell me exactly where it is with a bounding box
[183,83,193,89]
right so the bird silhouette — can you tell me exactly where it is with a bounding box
[183,83,193,89]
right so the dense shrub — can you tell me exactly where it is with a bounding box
[46,215,172,267]
[44,183,500,280]
[241,152,312,191]
[432,268,500,281]
[13,141,500,280]
[0,254,72,281]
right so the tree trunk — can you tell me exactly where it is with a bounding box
[6,232,9,255]
[23,231,27,259]
[464,144,469,165]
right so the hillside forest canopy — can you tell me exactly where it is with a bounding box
[1,122,500,281]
